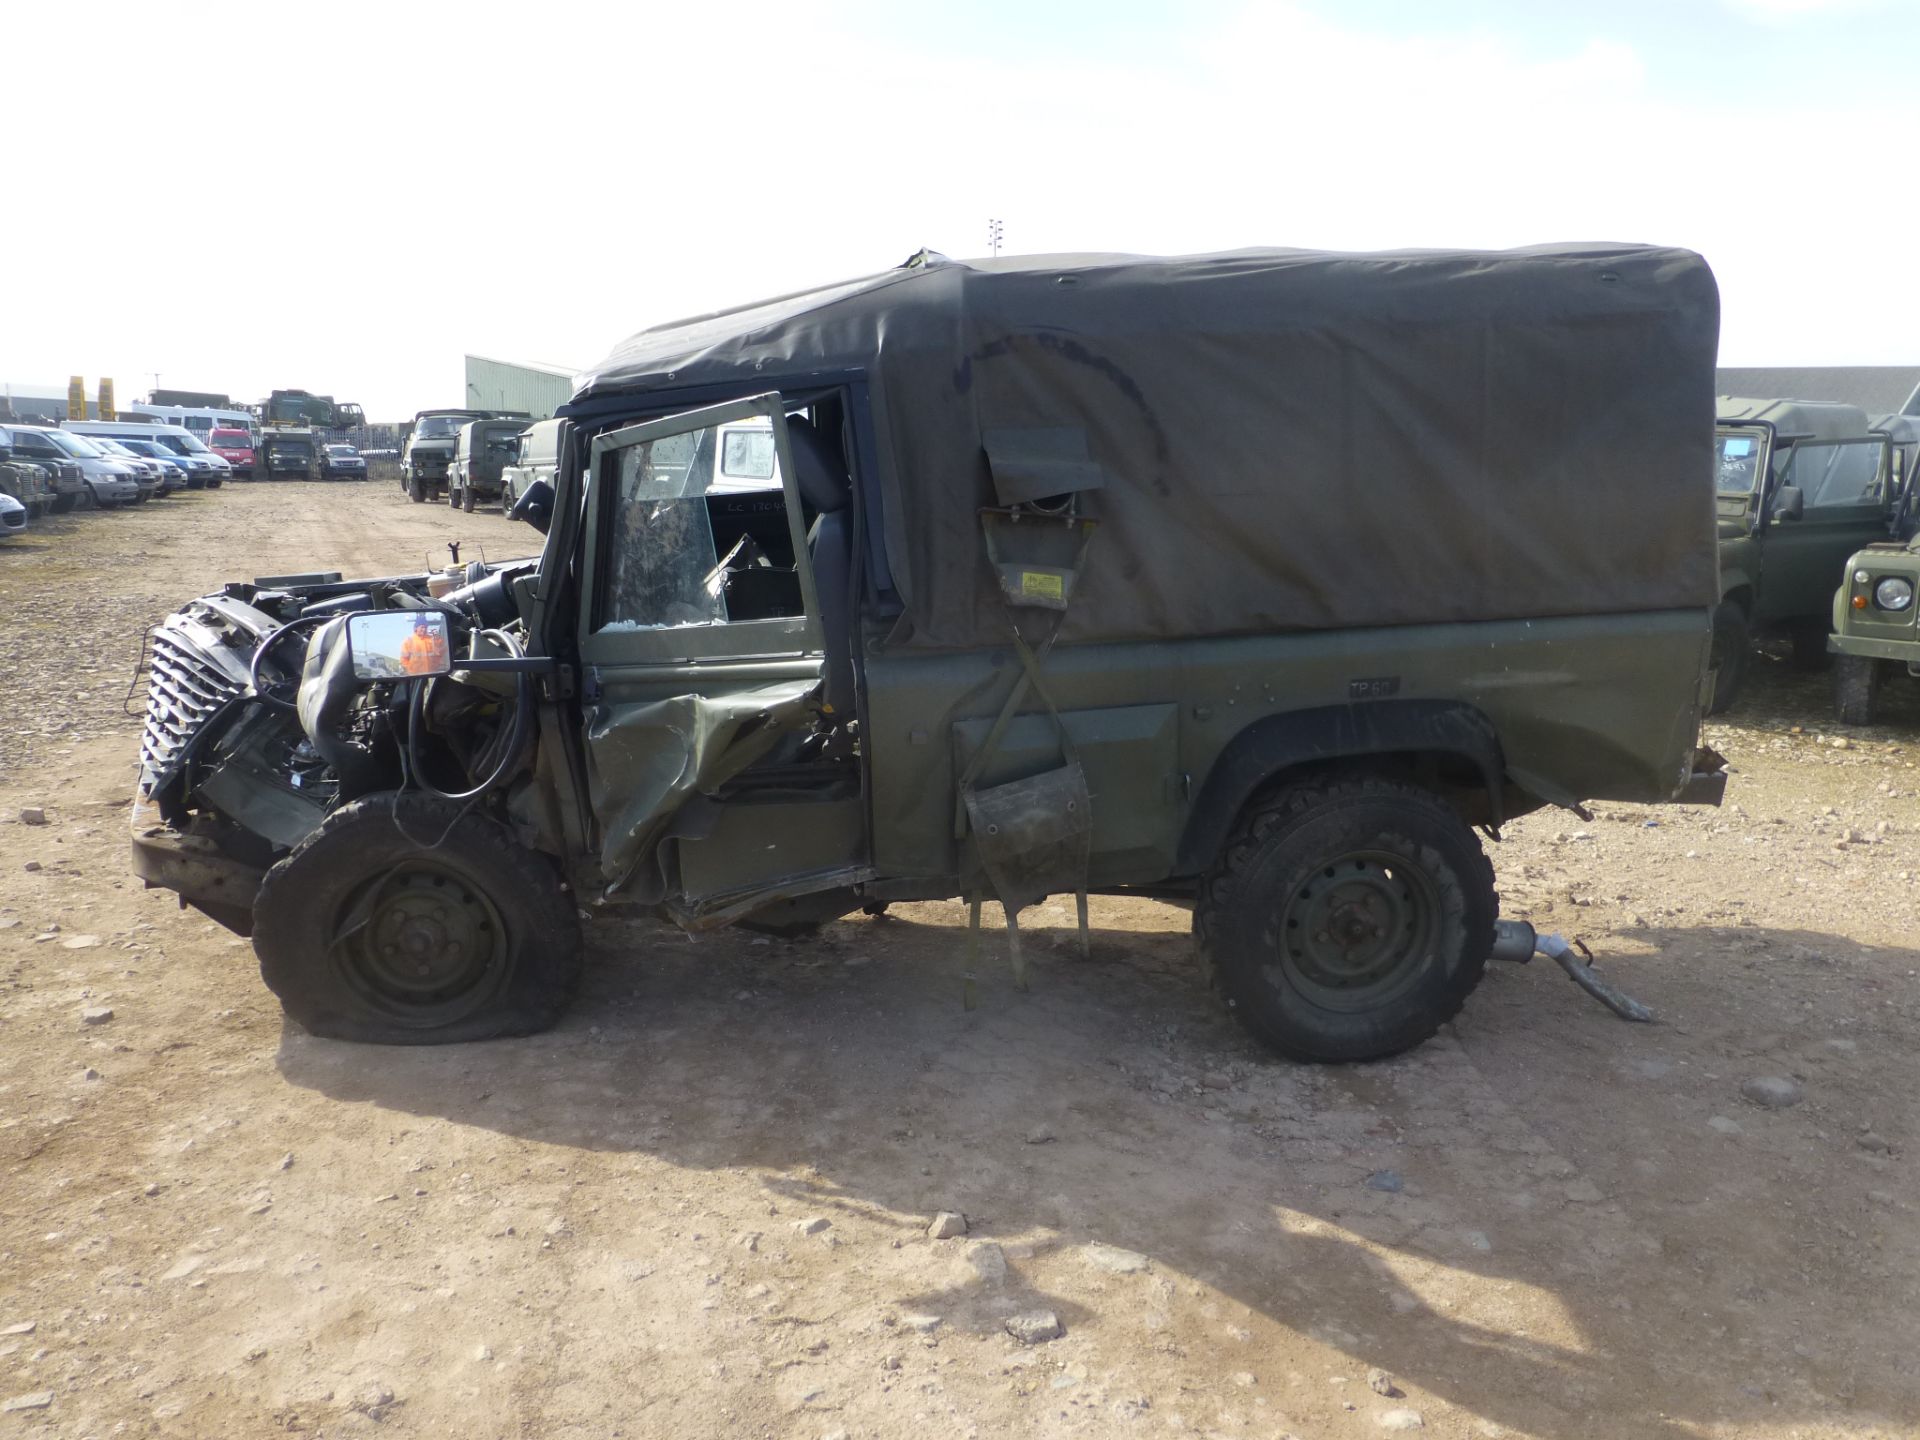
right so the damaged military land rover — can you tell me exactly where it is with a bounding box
[132,244,1726,1060]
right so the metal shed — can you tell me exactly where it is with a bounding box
[463,356,575,420]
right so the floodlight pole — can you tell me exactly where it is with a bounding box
[988,218,1004,257]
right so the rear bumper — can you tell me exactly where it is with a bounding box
[129,793,265,935]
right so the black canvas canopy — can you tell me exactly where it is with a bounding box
[576,244,1721,650]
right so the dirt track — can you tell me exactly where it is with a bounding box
[1,483,1917,1439]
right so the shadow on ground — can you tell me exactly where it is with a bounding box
[277,898,1915,1438]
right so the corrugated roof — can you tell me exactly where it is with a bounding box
[1715,366,1920,415]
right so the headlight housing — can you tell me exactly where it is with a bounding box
[1874,576,1914,612]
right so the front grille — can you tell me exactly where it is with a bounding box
[139,608,256,794]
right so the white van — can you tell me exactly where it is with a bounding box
[124,404,257,440]
[67,420,232,486]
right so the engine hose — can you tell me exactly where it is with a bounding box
[248,612,331,713]
[403,629,535,802]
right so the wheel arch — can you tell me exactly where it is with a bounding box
[1176,700,1507,875]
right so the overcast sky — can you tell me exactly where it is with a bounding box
[7,0,1915,421]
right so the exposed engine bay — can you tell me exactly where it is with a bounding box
[136,556,546,931]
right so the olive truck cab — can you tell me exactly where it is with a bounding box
[130,245,1726,1063]
[1827,413,1920,723]
[258,429,319,480]
[1707,397,1899,712]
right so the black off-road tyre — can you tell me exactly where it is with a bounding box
[461,484,476,513]
[253,794,583,1045]
[51,493,78,514]
[409,470,427,504]
[1705,602,1751,716]
[1194,776,1496,1063]
[1833,653,1884,726]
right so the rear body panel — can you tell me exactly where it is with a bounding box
[863,610,1709,884]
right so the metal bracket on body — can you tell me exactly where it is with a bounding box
[955,620,1094,992]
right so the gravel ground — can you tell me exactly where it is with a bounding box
[1,483,1916,1439]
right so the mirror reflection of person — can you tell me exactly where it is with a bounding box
[399,615,451,675]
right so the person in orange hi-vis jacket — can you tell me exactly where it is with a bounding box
[398,616,450,676]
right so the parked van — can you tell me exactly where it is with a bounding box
[208,427,255,477]
[0,425,143,506]
[125,404,257,441]
[67,421,229,487]
[498,417,560,510]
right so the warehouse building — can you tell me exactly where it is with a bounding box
[463,356,576,420]
[1717,366,1920,415]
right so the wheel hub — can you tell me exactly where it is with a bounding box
[1272,850,1438,1005]
[335,866,506,1021]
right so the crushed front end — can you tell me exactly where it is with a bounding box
[131,562,544,934]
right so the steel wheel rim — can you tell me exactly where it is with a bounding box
[333,863,509,1027]
[1265,848,1440,1012]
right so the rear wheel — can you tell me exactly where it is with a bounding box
[1195,776,1495,1062]
[1833,653,1885,726]
[1705,602,1750,716]
[253,794,583,1045]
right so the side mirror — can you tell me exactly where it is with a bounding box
[1772,485,1805,523]
[345,610,452,681]
[508,477,554,534]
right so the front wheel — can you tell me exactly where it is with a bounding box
[1833,653,1885,726]
[1705,602,1751,716]
[409,470,426,504]
[461,484,477,513]
[51,493,78,514]
[1195,776,1495,1062]
[253,795,583,1044]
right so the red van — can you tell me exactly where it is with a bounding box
[208,427,255,478]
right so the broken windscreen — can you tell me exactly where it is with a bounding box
[1715,429,1766,495]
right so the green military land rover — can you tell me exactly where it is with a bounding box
[130,244,1726,1063]
[1827,413,1920,723]
[1707,397,1901,713]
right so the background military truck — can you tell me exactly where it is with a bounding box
[1827,412,1920,723]
[403,408,531,503]
[446,417,530,512]
[1707,397,1899,713]
[130,244,1724,1064]
[257,429,318,480]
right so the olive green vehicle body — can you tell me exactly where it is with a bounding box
[1713,398,1898,635]
[548,615,1715,919]
[132,246,1727,953]
[1826,415,1920,714]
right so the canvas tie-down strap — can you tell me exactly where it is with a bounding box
[955,622,1093,994]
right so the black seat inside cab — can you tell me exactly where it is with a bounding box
[785,416,856,722]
